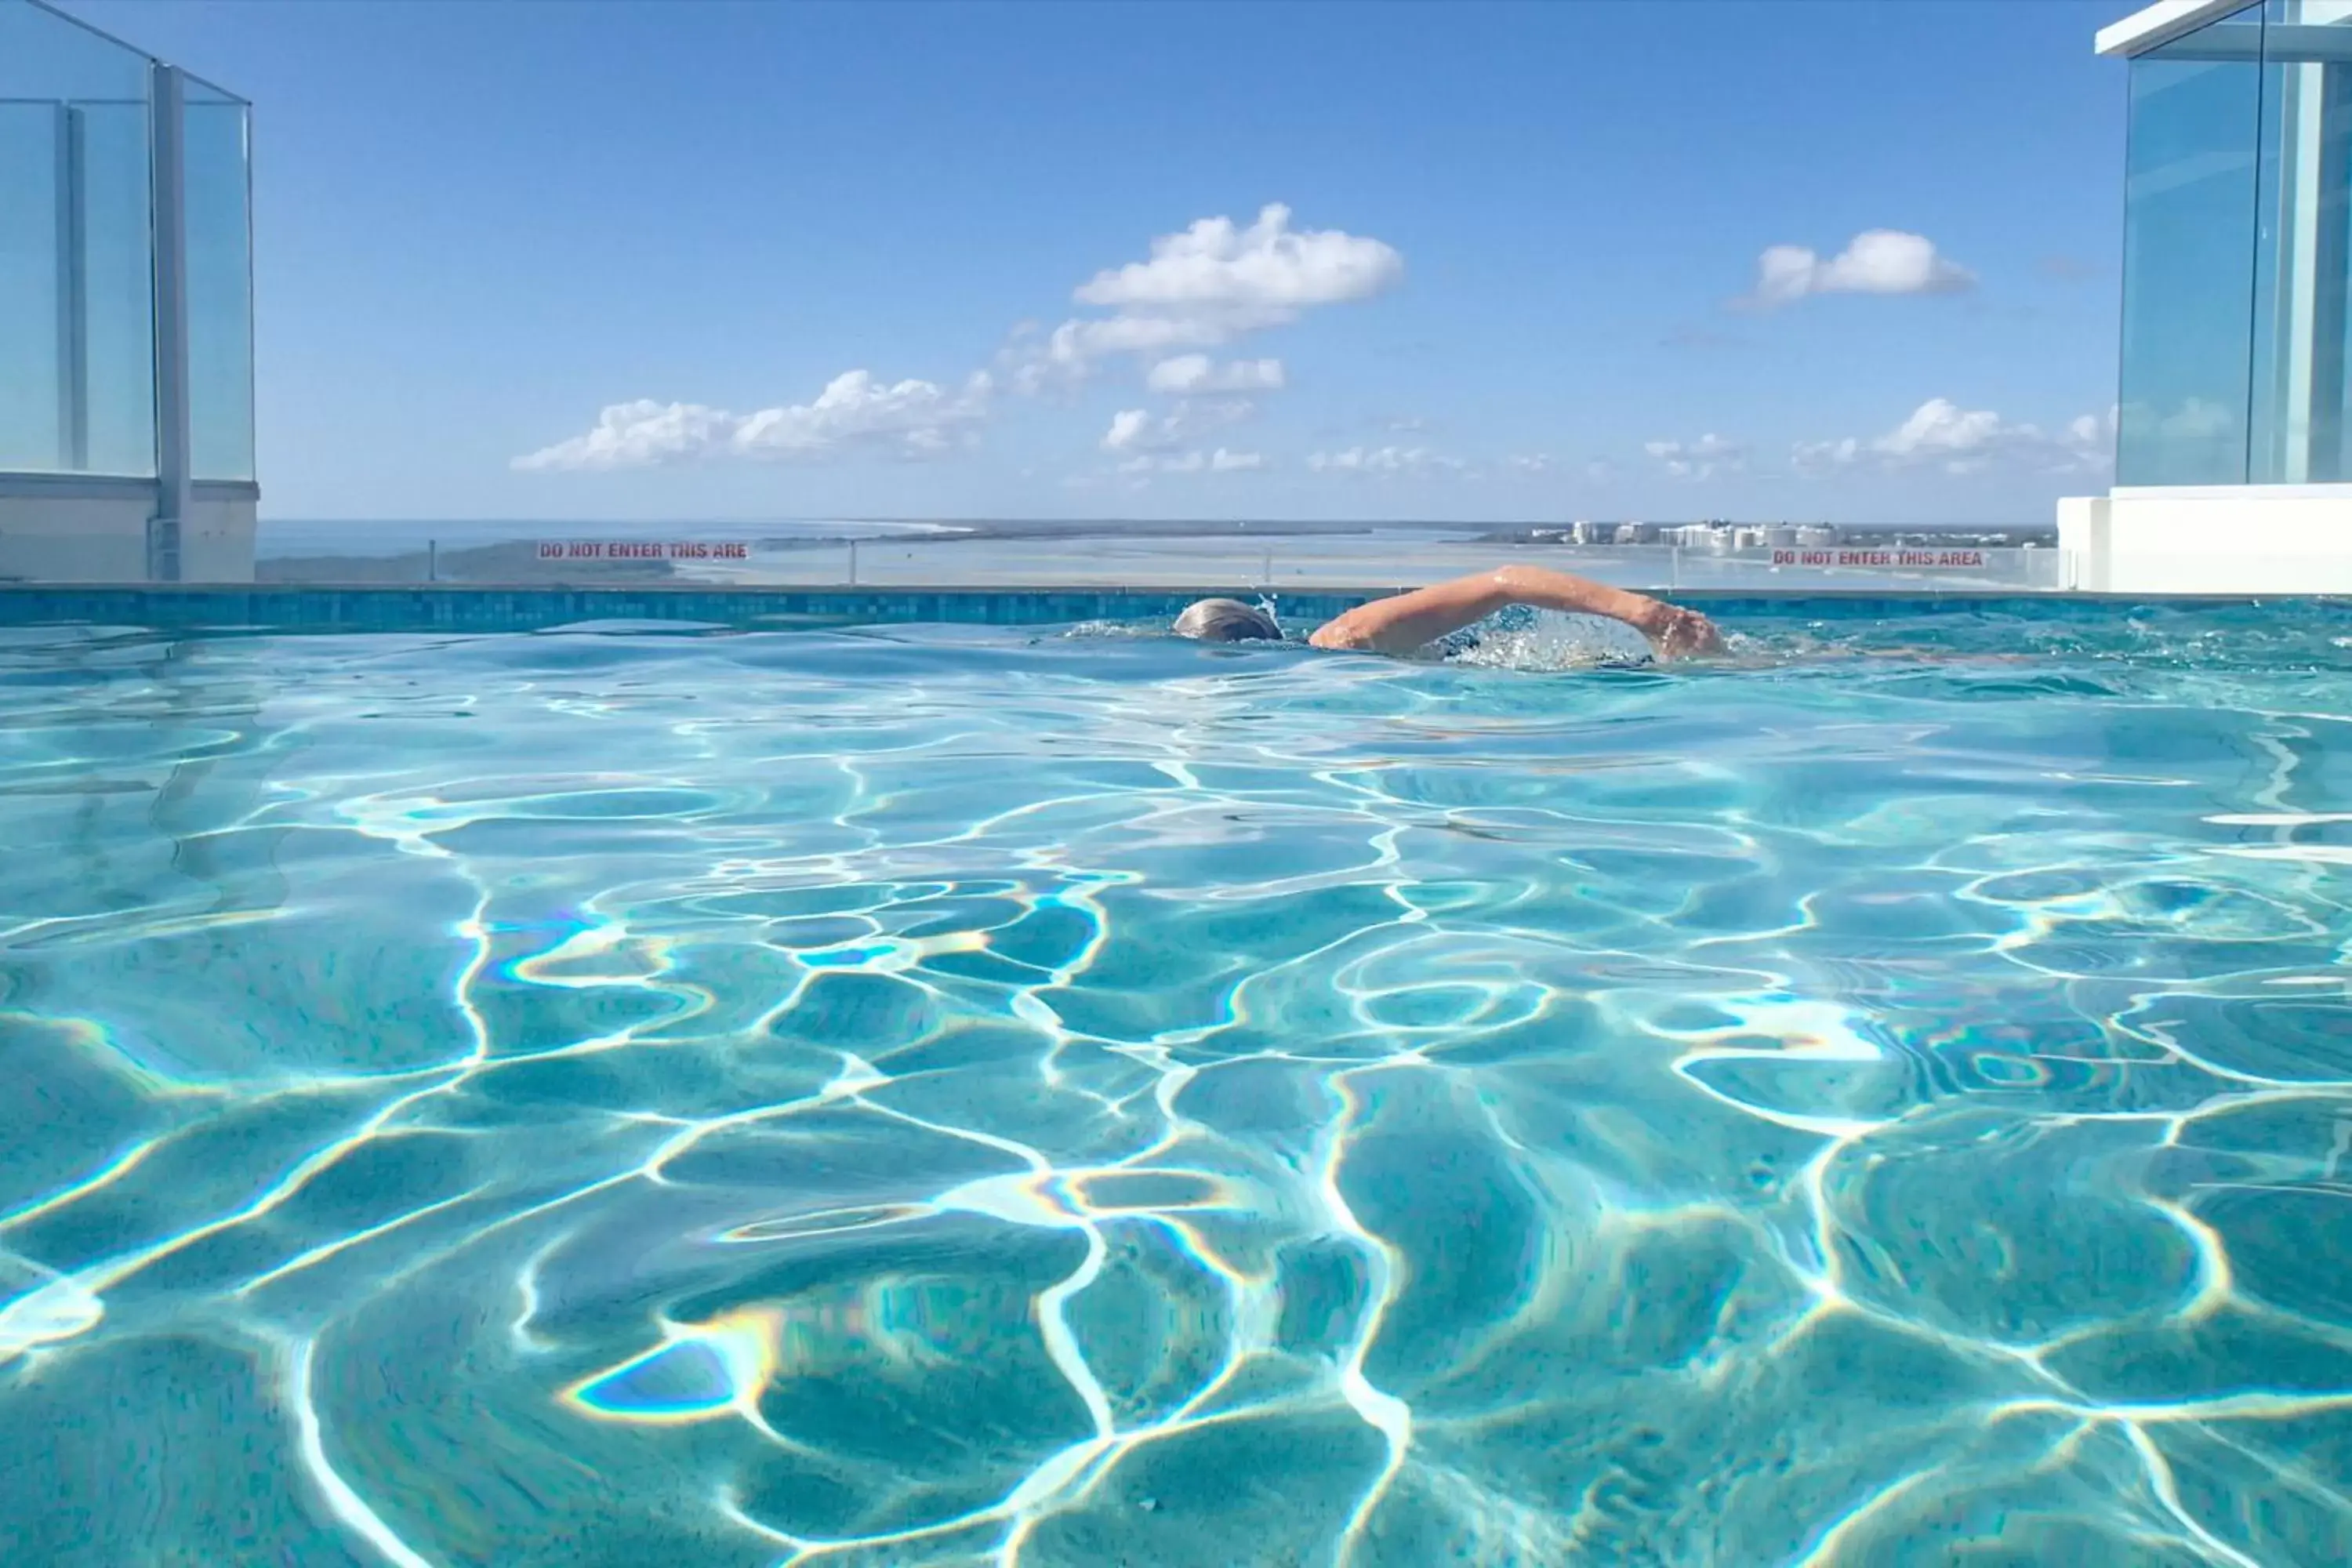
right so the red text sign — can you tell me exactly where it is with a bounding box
[1769,549,1987,568]
[535,541,751,561]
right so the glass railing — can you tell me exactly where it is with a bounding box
[184,82,252,484]
[0,95,156,476]
[2117,2,2263,487]
[249,524,2069,594]
[0,0,253,485]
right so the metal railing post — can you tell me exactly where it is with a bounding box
[55,103,88,471]
[147,63,191,582]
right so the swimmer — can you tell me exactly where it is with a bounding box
[1173,565,1722,659]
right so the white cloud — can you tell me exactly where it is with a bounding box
[514,401,735,471]
[1789,436,1862,475]
[1102,408,1152,452]
[1793,397,2114,477]
[1101,398,1254,452]
[1014,204,1401,390]
[1308,445,1464,477]
[1076,203,1403,318]
[514,370,991,471]
[1643,433,1746,481]
[1113,445,1267,477]
[524,203,1397,480]
[1146,354,1287,394]
[1026,317,1227,387]
[1116,451,1203,474]
[2156,397,2234,440]
[1748,230,1975,309]
[1873,399,2009,467]
[1508,453,1554,474]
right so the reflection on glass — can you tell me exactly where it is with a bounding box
[2250,0,2352,482]
[0,0,150,101]
[184,89,253,483]
[78,100,157,477]
[0,103,64,470]
[2118,2,2264,488]
[0,0,154,477]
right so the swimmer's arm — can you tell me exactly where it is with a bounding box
[1307,565,1721,656]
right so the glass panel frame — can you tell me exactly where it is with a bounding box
[0,100,67,470]
[183,90,253,482]
[2115,2,2266,488]
[0,0,155,477]
[2249,0,2352,481]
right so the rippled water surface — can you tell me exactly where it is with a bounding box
[2,601,2349,1567]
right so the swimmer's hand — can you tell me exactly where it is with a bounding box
[1633,601,1723,658]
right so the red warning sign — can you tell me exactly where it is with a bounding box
[535,541,751,561]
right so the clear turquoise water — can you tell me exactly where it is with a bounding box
[1,602,2347,1567]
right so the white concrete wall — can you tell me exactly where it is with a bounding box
[0,491,255,582]
[183,493,257,583]
[2058,487,2352,593]
[0,495,154,582]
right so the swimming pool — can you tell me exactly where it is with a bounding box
[1,597,2347,1566]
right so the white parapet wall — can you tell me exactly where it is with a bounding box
[0,481,256,583]
[0,493,153,582]
[2059,487,2352,594]
[183,488,259,582]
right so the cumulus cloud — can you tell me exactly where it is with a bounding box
[1076,204,1403,318]
[1307,445,1464,477]
[1788,436,1862,475]
[520,202,1400,477]
[1643,433,1746,481]
[1146,354,1287,394]
[514,370,991,471]
[1875,400,2010,466]
[1025,317,1225,384]
[1101,399,1254,452]
[1508,454,1554,474]
[1102,408,1153,452]
[1793,397,2114,476]
[1748,230,1975,309]
[1114,446,1267,476]
[1014,204,1401,390]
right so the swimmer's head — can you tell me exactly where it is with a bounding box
[1173,598,1281,643]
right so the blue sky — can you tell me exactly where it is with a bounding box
[74,0,2129,526]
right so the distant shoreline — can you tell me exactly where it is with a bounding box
[256,516,1409,564]
[254,521,1404,583]
[258,515,2053,563]
[253,516,2059,590]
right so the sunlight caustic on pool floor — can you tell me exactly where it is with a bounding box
[0,601,2347,1566]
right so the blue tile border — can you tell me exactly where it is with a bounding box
[0,584,2339,636]
[0,586,1383,633]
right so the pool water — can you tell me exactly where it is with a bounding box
[1,601,2347,1566]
